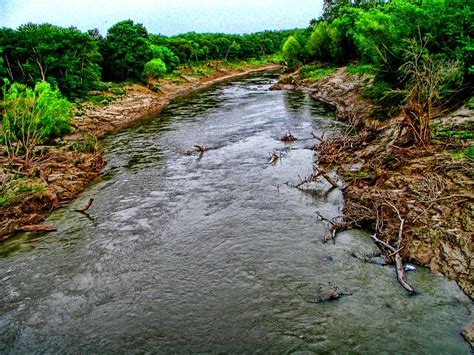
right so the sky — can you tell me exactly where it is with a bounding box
[0,0,322,36]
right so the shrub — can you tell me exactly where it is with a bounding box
[143,58,167,86]
[1,80,72,161]
[282,36,302,68]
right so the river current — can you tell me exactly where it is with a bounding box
[0,73,471,353]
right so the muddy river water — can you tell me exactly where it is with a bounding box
[0,73,471,353]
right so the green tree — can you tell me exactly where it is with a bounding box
[143,58,167,86]
[101,20,152,81]
[150,45,179,72]
[0,24,101,98]
[282,36,302,68]
[1,80,72,161]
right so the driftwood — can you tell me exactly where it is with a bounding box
[19,224,57,233]
[311,131,325,142]
[371,200,416,295]
[269,151,279,164]
[74,198,94,212]
[296,166,339,189]
[280,132,297,142]
[315,167,339,188]
[315,211,349,243]
[194,145,208,153]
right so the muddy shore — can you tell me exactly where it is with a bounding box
[0,62,282,239]
[273,68,473,300]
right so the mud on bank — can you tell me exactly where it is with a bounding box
[273,68,473,300]
[0,63,282,240]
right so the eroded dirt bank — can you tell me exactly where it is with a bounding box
[0,63,281,239]
[273,68,473,300]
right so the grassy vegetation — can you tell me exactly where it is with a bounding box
[299,65,337,80]
[346,64,376,75]
[0,176,46,207]
[451,146,474,160]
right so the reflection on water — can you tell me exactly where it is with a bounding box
[0,73,471,353]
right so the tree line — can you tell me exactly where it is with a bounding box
[281,0,472,142]
[0,20,295,99]
[282,0,472,84]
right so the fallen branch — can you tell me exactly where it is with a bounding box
[315,167,339,188]
[74,198,94,213]
[371,233,415,295]
[194,145,208,153]
[280,132,297,142]
[295,167,339,189]
[269,151,279,164]
[311,132,324,142]
[19,224,57,233]
[316,210,348,243]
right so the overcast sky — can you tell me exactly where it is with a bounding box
[0,0,322,36]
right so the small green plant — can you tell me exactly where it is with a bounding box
[451,146,474,160]
[69,135,101,154]
[0,176,46,207]
[362,80,403,120]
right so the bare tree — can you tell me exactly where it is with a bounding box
[399,35,462,144]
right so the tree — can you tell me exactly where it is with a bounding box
[149,45,179,72]
[0,24,101,98]
[1,80,72,161]
[399,37,462,143]
[101,20,152,81]
[143,58,167,87]
[282,36,302,68]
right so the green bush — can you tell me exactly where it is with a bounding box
[1,80,72,160]
[282,36,302,68]
[143,58,167,86]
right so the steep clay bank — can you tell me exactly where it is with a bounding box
[0,63,282,239]
[273,68,473,298]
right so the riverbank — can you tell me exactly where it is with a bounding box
[0,62,282,239]
[273,68,473,300]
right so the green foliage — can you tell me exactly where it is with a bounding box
[0,175,46,207]
[68,135,101,154]
[101,20,152,81]
[0,24,101,98]
[299,65,337,80]
[346,64,376,74]
[1,80,72,160]
[362,79,404,120]
[282,36,302,68]
[143,58,167,85]
[150,45,179,72]
[451,146,474,160]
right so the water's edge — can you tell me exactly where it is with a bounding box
[0,73,471,353]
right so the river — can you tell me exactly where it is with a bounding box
[0,73,471,353]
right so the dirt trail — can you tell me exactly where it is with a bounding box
[0,63,282,239]
[273,68,473,299]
